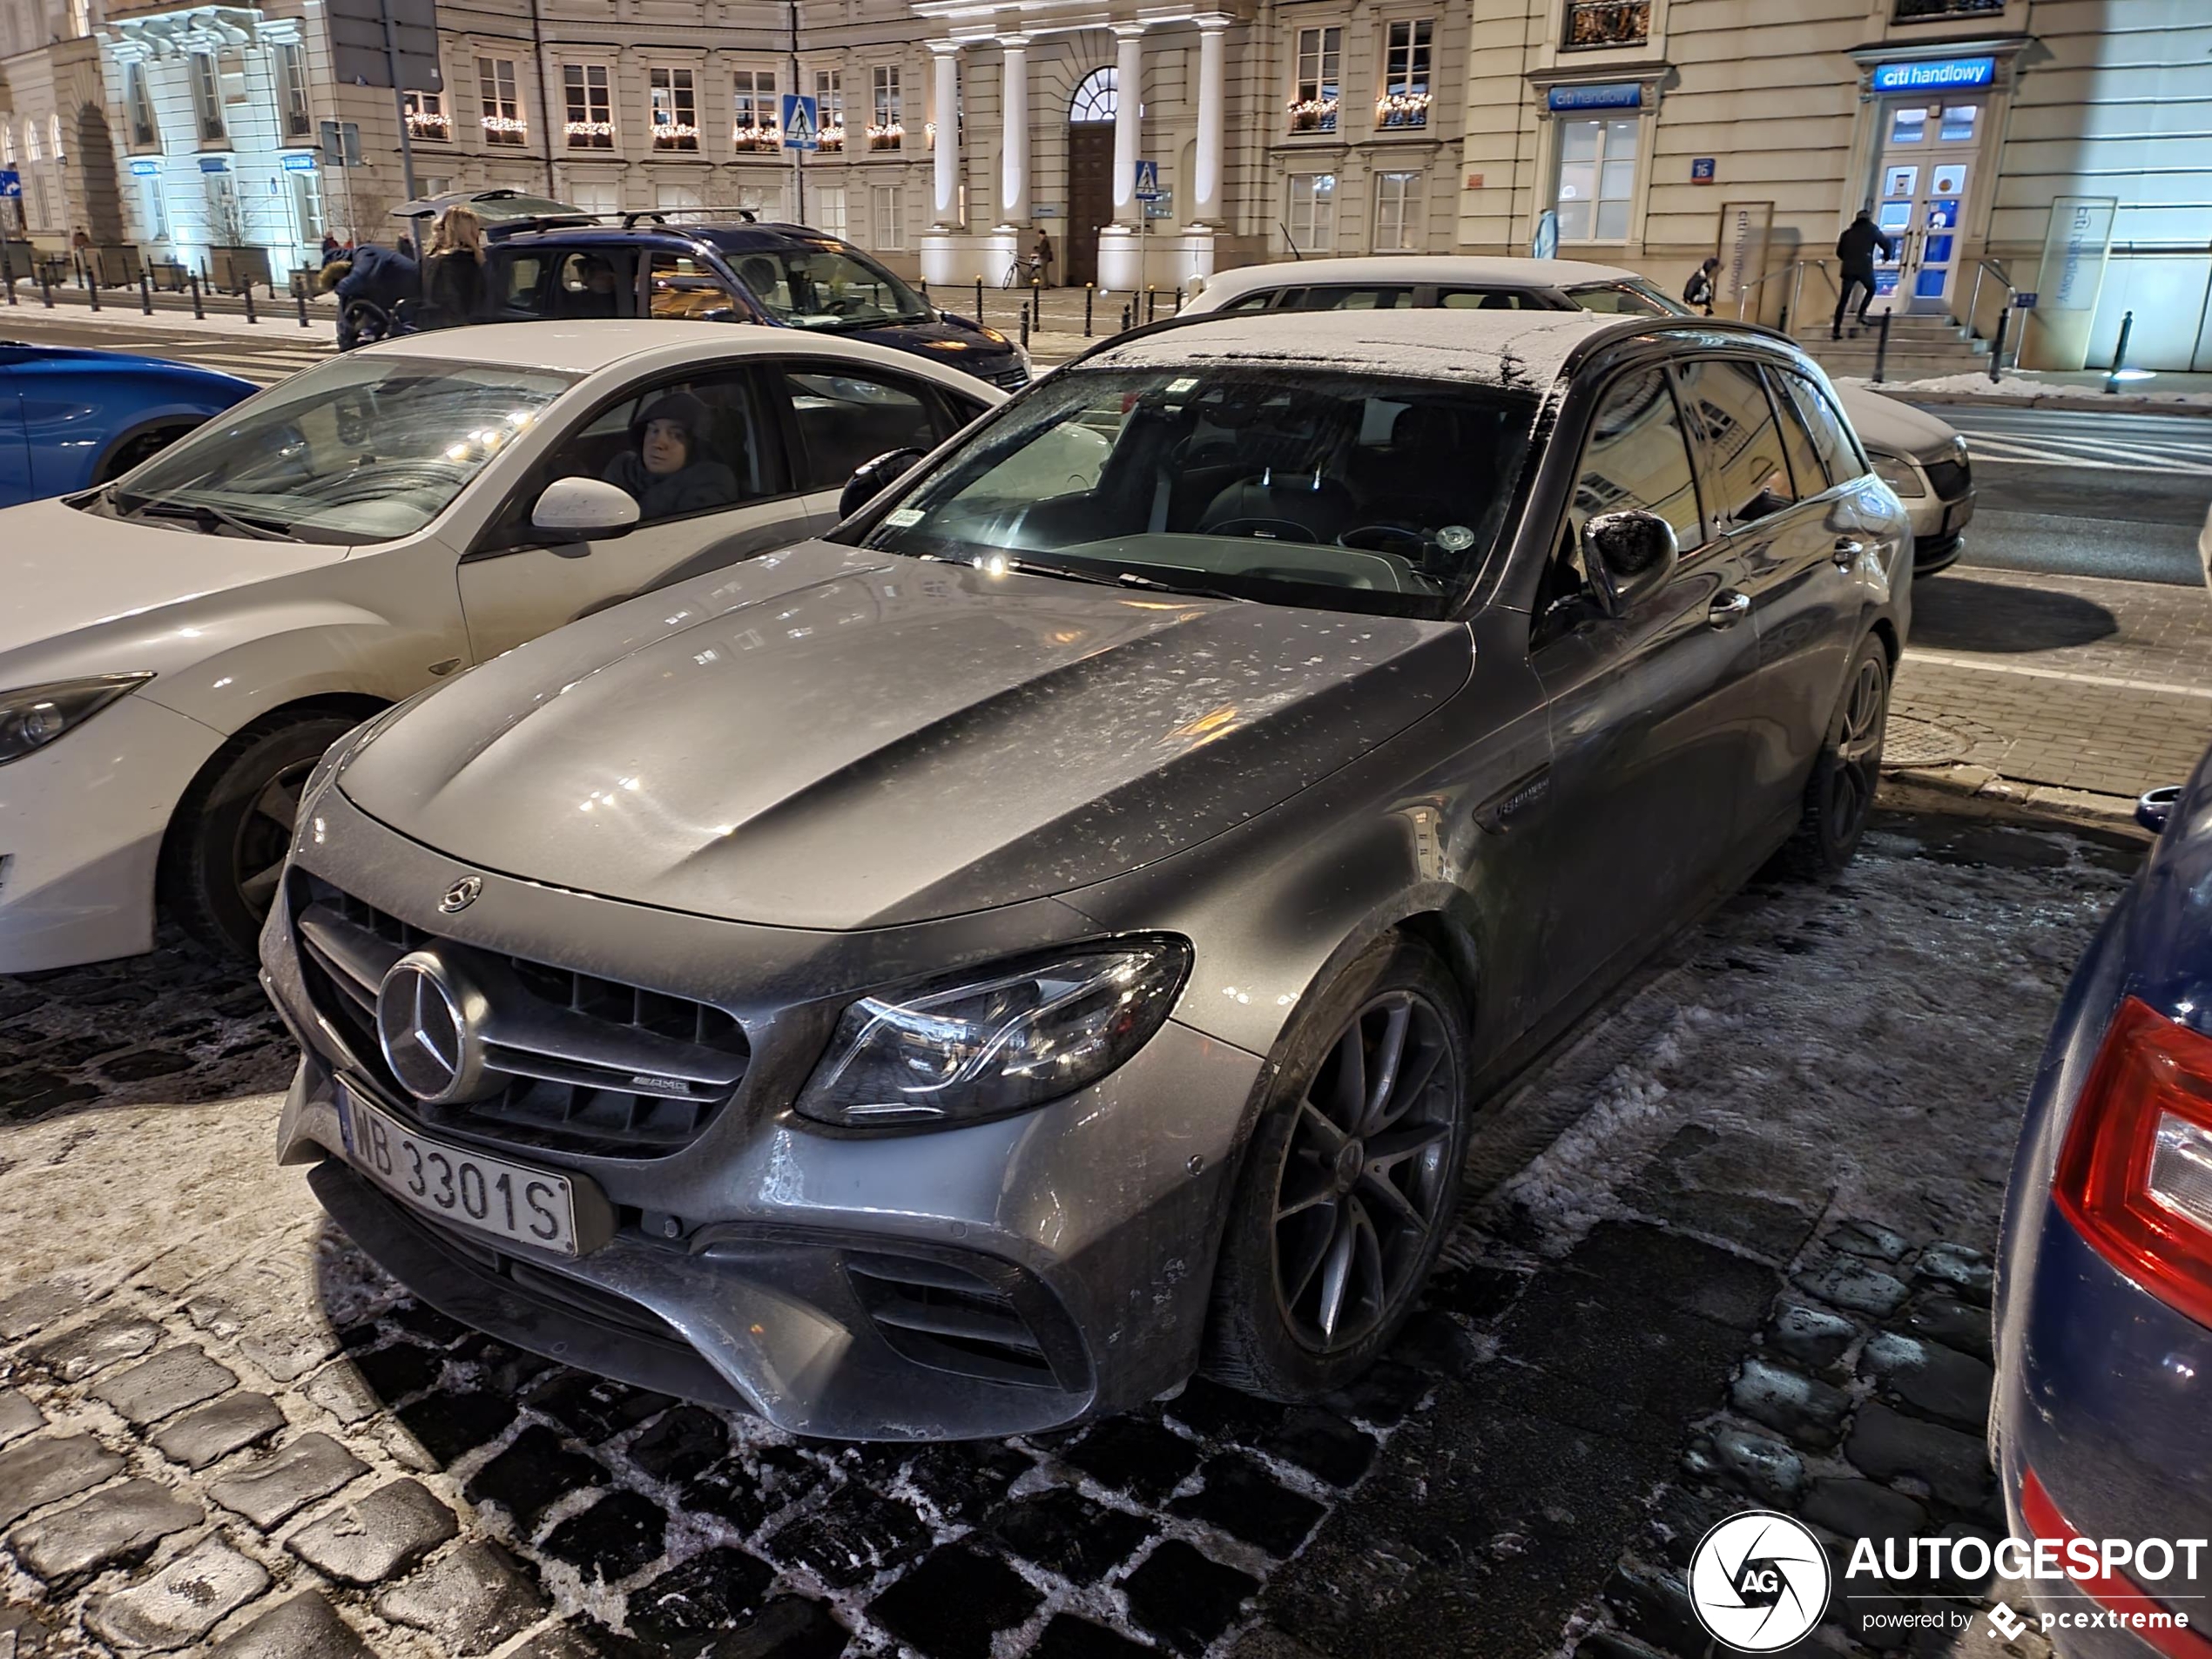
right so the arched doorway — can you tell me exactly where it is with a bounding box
[1065,66,1116,287]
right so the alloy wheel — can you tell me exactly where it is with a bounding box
[1273,989,1460,1352]
[232,758,314,921]
[1825,655,1890,840]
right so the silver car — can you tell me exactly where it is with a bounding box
[1190,256,1976,575]
[264,308,1912,1439]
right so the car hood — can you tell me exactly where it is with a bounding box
[1832,384,1959,460]
[338,541,1470,929]
[846,315,1021,366]
[0,495,342,667]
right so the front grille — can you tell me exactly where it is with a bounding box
[290,871,748,1158]
[846,1252,1057,1388]
[985,361,1031,393]
[1922,455,1971,499]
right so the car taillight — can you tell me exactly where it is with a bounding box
[2054,997,2212,1327]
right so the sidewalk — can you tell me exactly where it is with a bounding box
[1884,564,2212,827]
[1,282,338,342]
[1838,367,2212,416]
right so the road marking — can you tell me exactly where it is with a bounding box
[1905,649,2212,702]
[1966,437,2212,475]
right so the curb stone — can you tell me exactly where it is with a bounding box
[1878,765,2150,838]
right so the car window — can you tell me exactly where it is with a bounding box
[647,253,738,320]
[1439,289,1537,310]
[1777,370,1864,482]
[1570,368,1704,553]
[541,367,769,527]
[779,368,945,491]
[1764,366,1831,497]
[90,354,578,543]
[1221,291,1278,314]
[1676,359,1796,525]
[1285,286,1417,311]
[496,253,544,314]
[847,365,1540,621]
[727,243,932,330]
[1562,282,1683,317]
[548,251,629,320]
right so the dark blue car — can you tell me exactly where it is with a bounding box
[1996,757,2212,1656]
[0,342,256,509]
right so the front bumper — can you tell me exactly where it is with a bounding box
[0,694,224,974]
[1902,456,1975,567]
[266,786,1264,1440]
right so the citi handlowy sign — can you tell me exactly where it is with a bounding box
[1871,56,1996,92]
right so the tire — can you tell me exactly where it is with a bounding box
[1782,636,1891,878]
[159,712,361,961]
[1202,934,1472,1400]
[96,424,194,484]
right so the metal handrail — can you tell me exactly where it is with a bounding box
[1965,257,2017,375]
[1732,257,1838,333]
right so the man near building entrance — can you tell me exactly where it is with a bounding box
[1833,208,1896,339]
[1032,227,1055,288]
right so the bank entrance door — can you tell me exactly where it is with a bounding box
[1869,95,1984,315]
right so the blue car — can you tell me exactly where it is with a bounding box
[1996,756,2212,1655]
[0,342,256,509]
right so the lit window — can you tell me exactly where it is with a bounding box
[1554,116,1636,241]
[869,64,903,150]
[403,91,450,141]
[563,64,612,148]
[1286,172,1335,250]
[1069,65,1116,124]
[732,69,779,152]
[1290,27,1340,133]
[651,66,698,152]
[477,56,525,145]
[814,68,844,151]
[1378,22,1432,129]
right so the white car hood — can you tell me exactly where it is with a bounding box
[0,495,344,667]
[1832,384,1957,459]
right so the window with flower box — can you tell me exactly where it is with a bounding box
[562,65,612,148]
[125,62,157,148]
[403,90,450,141]
[1562,0,1650,50]
[869,64,903,150]
[190,51,226,143]
[651,67,700,151]
[1289,27,1340,133]
[1377,20,1432,128]
[478,56,526,145]
[275,41,312,139]
[732,69,779,152]
[815,68,845,152]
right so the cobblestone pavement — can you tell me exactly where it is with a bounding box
[1894,563,2212,800]
[0,812,2141,1658]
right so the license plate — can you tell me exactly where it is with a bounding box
[336,1083,581,1257]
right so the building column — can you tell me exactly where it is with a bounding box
[929,39,961,227]
[1191,13,1229,226]
[1109,22,1144,226]
[998,34,1029,226]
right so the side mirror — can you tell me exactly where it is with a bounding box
[2137,784,2183,836]
[1583,509,1679,613]
[531,476,640,543]
[840,448,928,520]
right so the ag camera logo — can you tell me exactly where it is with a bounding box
[1689,1511,1832,1652]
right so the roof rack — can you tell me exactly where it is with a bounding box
[609,208,773,229]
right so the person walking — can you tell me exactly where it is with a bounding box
[1683,256,1721,316]
[1031,226,1055,288]
[421,204,486,328]
[1833,209,1896,339]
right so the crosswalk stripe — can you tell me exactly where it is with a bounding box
[1965,436,2212,475]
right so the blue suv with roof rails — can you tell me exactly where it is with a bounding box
[372,198,1030,394]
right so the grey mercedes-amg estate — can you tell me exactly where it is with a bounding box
[262,307,1912,1440]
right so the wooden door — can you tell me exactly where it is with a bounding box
[1066,125,1115,287]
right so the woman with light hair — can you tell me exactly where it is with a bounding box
[421,203,486,327]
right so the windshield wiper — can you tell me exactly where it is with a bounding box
[123,498,295,541]
[919,552,1246,604]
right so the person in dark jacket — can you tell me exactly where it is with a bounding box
[599,393,739,521]
[420,203,487,327]
[1834,209,1897,339]
[322,243,420,348]
[320,233,347,266]
[1683,256,1721,316]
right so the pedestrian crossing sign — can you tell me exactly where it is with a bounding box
[0,170,19,199]
[1133,160,1162,201]
[782,94,819,152]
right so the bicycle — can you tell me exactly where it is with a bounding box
[1001,254,1045,289]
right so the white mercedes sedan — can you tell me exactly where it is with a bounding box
[0,320,998,972]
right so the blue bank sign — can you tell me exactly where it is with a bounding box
[1871,57,1995,93]
[1548,82,1642,112]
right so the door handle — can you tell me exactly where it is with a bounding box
[1708,590,1751,628]
[1833,537,1866,567]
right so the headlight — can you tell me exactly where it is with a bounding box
[0,674,153,765]
[1871,452,1926,498]
[796,939,1193,1130]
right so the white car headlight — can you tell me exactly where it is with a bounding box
[0,674,154,765]
[1871,452,1927,499]
[797,940,1192,1130]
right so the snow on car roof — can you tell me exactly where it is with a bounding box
[1082,307,1618,391]
[350,320,923,378]
[1194,254,1643,300]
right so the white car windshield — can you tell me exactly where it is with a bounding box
[91,355,578,544]
[853,366,1540,618]
[726,244,932,330]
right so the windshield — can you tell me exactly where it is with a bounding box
[848,366,1540,617]
[88,356,577,543]
[725,241,932,330]
[1564,280,1688,317]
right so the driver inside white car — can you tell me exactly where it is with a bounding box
[597,393,739,519]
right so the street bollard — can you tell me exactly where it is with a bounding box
[1174,287,1183,315]
[40,270,53,308]
[297,287,310,327]
[1019,307,1029,348]
[2105,309,2135,395]
[141,273,154,315]
[974,277,984,323]
[1029,277,1041,331]
[190,273,206,320]
[1083,285,1094,338]
[1120,301,1131,334]
[87,273,101,311]
[1871,310,1892,383]
[920,278,929,302]
[243,282,258,324]
[1988,306,2008,383]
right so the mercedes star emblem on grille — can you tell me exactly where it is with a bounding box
[374,950,499,1104]
[440,875,483,914]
